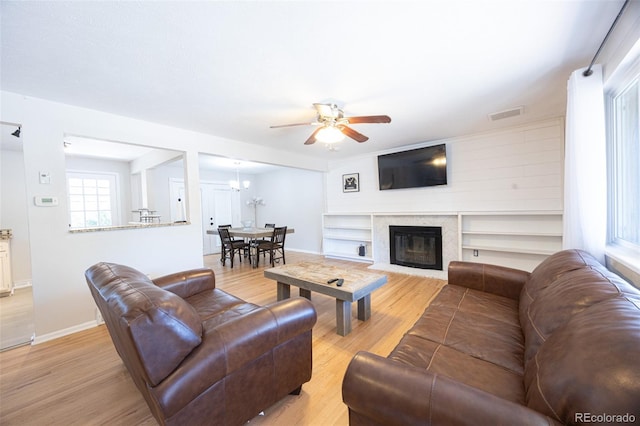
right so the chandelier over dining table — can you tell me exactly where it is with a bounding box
[229,163,250,191]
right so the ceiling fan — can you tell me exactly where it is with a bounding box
[270,103,391,145]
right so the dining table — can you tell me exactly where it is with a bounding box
[206,227,295,267]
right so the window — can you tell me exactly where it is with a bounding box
[606,54,640,261]
[67,172,120,228]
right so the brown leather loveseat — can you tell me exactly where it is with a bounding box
[86,262,317,425]
[342,249,640,425]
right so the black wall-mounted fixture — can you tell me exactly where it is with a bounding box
[11,126,21,138]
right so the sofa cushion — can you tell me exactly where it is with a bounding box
[389,334,525,404]
[440,285,521,326]
[521,266,639,364]
[388,284,526,403]
[519,249,601,321]
[90,263,203,386]
[524,297,640,423]
[408,285,523,374]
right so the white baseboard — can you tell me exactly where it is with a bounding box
[12,279,32,290]
[286,248,322,255]
[32,320,100,345]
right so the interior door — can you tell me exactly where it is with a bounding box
[201,182,235,255]
[169,178,187,222]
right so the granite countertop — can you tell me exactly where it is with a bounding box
[69,221,189,233]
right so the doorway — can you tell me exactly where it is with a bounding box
[201,182,239,255]
[1,121,34,350]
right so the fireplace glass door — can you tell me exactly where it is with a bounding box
[389,226,443,270]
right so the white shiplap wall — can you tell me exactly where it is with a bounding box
[326,117,564,213]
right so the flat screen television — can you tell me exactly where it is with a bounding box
[378,144,447,190]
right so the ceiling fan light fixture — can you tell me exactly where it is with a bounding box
[271,103,390,146]
[316,126,344,144]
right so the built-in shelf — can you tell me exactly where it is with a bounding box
[322,211,563,272]
[461,245,558,256]
[323,251,373,263]
[459,211,563,271]
[324,226,372,230]
[323,234,372,242]
[461,231,563,237]
[322,214,374,263]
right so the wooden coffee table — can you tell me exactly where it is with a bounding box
[264,262,388,336]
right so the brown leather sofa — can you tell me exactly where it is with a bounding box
[342,249,640,425]
[85,262,317,426]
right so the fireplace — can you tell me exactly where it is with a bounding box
[389,225,443,270]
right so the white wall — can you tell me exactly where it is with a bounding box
[1,91,327,342]
[252,168,325,254]
[326,118,564,214]
[0,149,32,284]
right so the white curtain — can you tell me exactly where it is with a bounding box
[563,64,607,263]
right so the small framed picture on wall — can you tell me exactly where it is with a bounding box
[343,173,359,193]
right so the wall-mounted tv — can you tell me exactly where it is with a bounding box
[378,143,447,190]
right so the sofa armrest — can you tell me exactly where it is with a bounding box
[151,297,317,418]
[152,268,216,298]
[448,261,530,300]
[343,352,558,426]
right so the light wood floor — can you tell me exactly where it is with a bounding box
[0,252,446,425]
[0,287,34,350]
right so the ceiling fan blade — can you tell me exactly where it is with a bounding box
[304,127,322,145]
[339,125,369,143]
[346,115,392,124]
[270,122,316,128]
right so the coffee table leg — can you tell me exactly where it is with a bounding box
[336,299,352,336]
[277,282,290,301]
[357,294,371,321]
[299,288,311,300]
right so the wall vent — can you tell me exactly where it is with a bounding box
[488,106,524,121]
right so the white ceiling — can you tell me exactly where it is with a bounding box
[0,1,628,161]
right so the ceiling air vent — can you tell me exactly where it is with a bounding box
[488,106,524,121]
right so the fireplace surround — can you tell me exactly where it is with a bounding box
[389,225,443,270]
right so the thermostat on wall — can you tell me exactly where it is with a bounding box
[34,196,59,206]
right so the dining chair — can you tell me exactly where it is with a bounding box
[218,224,242,241]
[258,223,276,253]
[256,226,287,267]
[217,224,238,263]
[218,227,250,268]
